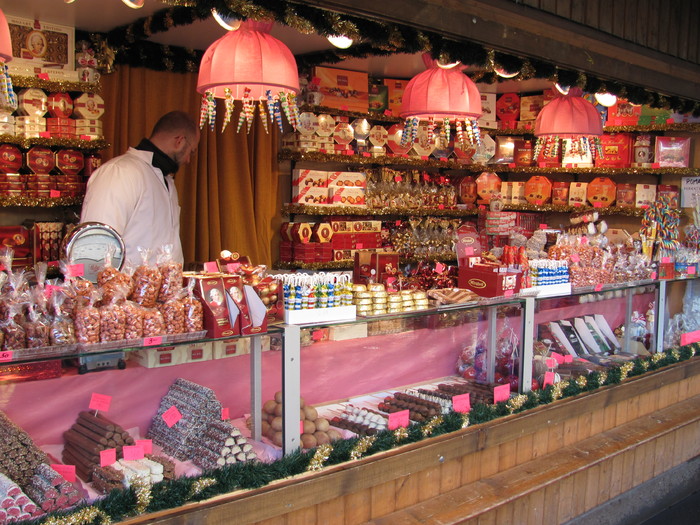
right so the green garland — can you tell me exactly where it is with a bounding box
[31,343,699,524]
[73,0,700,116]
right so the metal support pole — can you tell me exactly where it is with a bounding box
[282,324,301,455]
[250,335,262,442]
[521,297,535,393]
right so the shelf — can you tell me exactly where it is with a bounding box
[298,104,402,124]
[283,202,644,218]
[0,195,84,207]
[280,149,700,176]
[10,75,101,94]
[480,122,700,136]
[275,253,457,271]
[0,134,109,151]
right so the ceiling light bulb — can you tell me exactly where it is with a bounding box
[494,67,518,79]
[212,9,241,31]
[122,0,144,8]
[555,83,570,95]
[594,92,617,107]
[64,0,77,3]
[437,59,461,69]
[327,35,353,49]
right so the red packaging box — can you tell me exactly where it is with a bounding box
[383,78,409,115]
[353,251,400,285]
[0,182,25,191]
[496,93,520,122]
[279,240,293,262]
[26,146,56,174]
[314,243,333,262]
[314,66,369,113]
[457,257,521,298]
[605,100,641,126]
[47,93,73,118]
[222,276,268,336]
[595,133,632,168]
[0,145,23,173]
[192,276,238,338]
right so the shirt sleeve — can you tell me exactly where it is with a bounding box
[80,155,146,236]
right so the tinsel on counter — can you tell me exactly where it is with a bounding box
[22,344,699,524]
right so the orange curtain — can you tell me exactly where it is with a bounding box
[98,66,281,267]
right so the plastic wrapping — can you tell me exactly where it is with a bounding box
[182,278,204,333]
[1,304,25,350]
[129,248,163,308]
[123,301,144,340]
[24,304,49,348]
[49,292,76,346]
[157,244,183,304]
[74,294,100,344]
[142,307,166,337]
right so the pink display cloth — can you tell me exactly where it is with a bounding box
[3,293,653,451]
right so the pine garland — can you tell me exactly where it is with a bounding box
[71,0,700,116]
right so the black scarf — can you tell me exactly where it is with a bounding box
[135,138,179,183]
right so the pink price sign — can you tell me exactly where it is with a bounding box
[51,464,76,483]
[435,262,446,274]
[0,350,12,362]
[388,410,410,430]
[122,445,145,461]
[300,420,304,434]
[563,355,573,364]
[221,408,230,420]
[594,284,603,292]
[100,448,117,467]
[543,371,555,387]
[89,393,112,412]
[546,358,557,368]
[550,352,565,364]
[452,393,471,413]
[680,330,700,346]
[144,336,163,346]
[67,264,84,277]
[226,262,241,273]
[203,261,218,273]
[570,253,580,263]
[493,384,511,403]
[136,439,153,454]
[50,189,61,198]
[162,406,182,428]
[504,289,514,297]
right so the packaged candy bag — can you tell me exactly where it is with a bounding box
[24,303,49,348]
[123,301,144,340]
[157,244,183,304]
[1,303,25,350]
[49,291,76,346]
[142,307,166,337]
[99,293,126,343]
[182,278,204,333]
[129,247,163,308]
[97,245,133,303]
[75,292,100,344]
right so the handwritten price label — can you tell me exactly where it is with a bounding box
[221,408,230,420]
[100,449,117,467]
[143,336,163,346]
[388,410,410,430]
[435,262,446,274]
[67,264,84,277]
[122,445,145,461]
[51,464,76,483]
[136,439,152,455]
[162,406,182,428]
[452,393,471,413]
[563,355,574,364]
[226,262,241,273]
[0,350,12,362]
[493,384,511,403]
[89,393,112,412]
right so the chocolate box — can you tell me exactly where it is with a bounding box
[655,137,691,167]
[368,83,388,113]
[314,66,369,113]
[192,275,238,338]
[222,276,268,336]
[328,186,365,206]
[478,93,497,129]
[17,88,48,117]
[47,93,73,118]
[513,139,533,166]
[292,169,328,188]
[26,146,55,174]
[520,94,544,121]
[595,133,632,168]
[0,145,23,173]
[326,171,366,188]
[353,251,400,286]
[636,184,657,208]
[475,172,502,204]
[458,257,521,298]
[605,99,641,126]
[72,93,105,120]
[552,182,570,206]
[55,149,84,176]
[292,186,329,205]
[6,16,75,70]
[568,182,588,207]
[383,78,408,115]
[587,177,617,207]
[496,93,520,122]
[616,184,636,208]
[524,176,552,205]
[0,225,32,258]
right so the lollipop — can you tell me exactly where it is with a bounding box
[287,92,300,131]
[222,88,235,132]
[409,117,419,145]
[400,118,412,147]
[470,119,482,147]
[279,92,291,126]
[443,118,450,144]
[266,90,276,125]
[258,97,270,134]
[427,117,435,144]
[198,92,209,129]
[455,120,464,149]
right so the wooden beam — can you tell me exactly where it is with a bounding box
[301,0,700,101]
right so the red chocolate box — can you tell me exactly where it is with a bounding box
[458,257,521,298]
[192,276,237,338]
[26,146,56,174]
[55,149,85,176]
[0,145,23,173]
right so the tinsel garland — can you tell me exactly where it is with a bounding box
[282,203,478,218]
[298,104,402,124]
[0,134,109,151]
[29,345,698,524]
[0,195,84,208]
[75,0,700,116]
[9,75,102,94]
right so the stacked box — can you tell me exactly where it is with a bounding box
[46,117,75,138]
[330,232,382,250]
[14,116,46,138]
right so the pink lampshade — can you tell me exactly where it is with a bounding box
[535,92,603,137]
[400,54,481,120]
[197,20,299,99]
[0,9,13,63]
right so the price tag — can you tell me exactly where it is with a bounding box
[394,174,402,182]
[420,156,429,161]
[67,264,84,277]
[651,163,661,169]
[362,152,371,157]
[651,271,657,280]
[340,105,349,111]
[539,223,548,230]
[435,262,446,274]
[136,439,153,454]
[100,448,117,467]
[640,204,649,209]
[44,284,61,299]
[508,163,516,168]
[504,289,514,297]
[203,261,218,273]
[464,247,474,256]
[221,408,230,420]
[122,445,145,461]
[162,406,182,428]
[680,329,700,346]
[226,262,241,273]
[49,189,61,198]
[37,73,50,80]
[89,393,112,412]
[51,464,76,483]
[395,220,402,226]
[550,352,565,364]
[565,163,574,169]
[439,157,448,162]
[80,134,93,141]
[383,109,393,117]
[438,204,445,210]
[594,283,603,292]
[493,384,511,403]
[538,162,548,168]
[332,194,342,202]
[452,393,470,413]
[143,336,163,346]
[594,201,603,208]
[300,420,305,434]
[388,410,410,430]
[581,237,589,245]
[582,215,590,223]
[356,243,364,249]
[386,277,397,288]
[563,355,574,364]
[535,199,543,206]
[0,350,13,362]
[661,256,671,264]
[312,329,325,341]
[543,371,555,387]
[546,358,557,368]
[39,131,51,138]
[570,253,580,263]
[689,266,697,275]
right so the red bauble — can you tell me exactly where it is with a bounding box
[531,378,541,391]
[462,366,477,380]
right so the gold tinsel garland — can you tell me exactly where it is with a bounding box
[0,134,109,151]
[506,394,528,414]
[575,375,588,388]
[0,195,84,208]
[461,414,470,428]
[42,506,112,525]
[552,380,569,400]
[350,435,377,460]
[598,371,608,385]
[619,362,634,380]
[421,416,444,437]
[651,353,664,364]
[306,443,333,471]
[298,104,402,124]
[393,427,409,442]
[10,75,102,94]
[132,478,152,515]
[187,477,217,499]
[282,203,478,218]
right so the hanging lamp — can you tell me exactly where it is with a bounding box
[534,88,604,161]
[196,20,300,133]
[399,54,482,151]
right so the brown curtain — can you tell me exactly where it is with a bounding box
[98,66,281,267]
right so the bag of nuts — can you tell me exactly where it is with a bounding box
[74,292,100,344]
[97,245,133,304]
[1,303,26,350]
[157,244,183,304]
[142,307,166,337]
[49,291,76,346]
[182,278,204,333]
[123,301,144,340]
[159,294,185,335]
[129,248,163,308]
[99,296,126,343]
[23,303,50,348]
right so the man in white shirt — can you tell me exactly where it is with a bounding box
[80,111,199,265]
